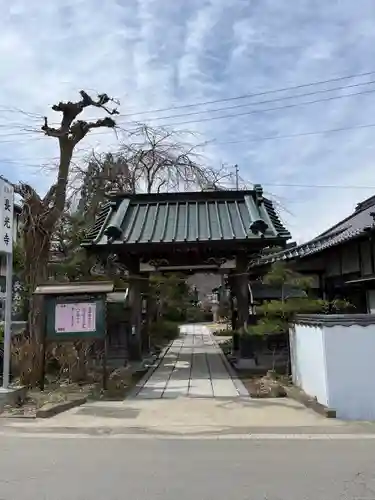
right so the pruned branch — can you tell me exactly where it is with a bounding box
[41,90,118,141]
[69,117,116,145]
[15,182,41,203]
[43,184,57,206]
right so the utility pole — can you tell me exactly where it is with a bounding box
[234,164,239,189]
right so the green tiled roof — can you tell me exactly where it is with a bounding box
[82,188,290,248]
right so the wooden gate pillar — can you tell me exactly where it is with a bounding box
[234,259,249,331]
[227,275,237,331]
[140,274,151,354]
[128,273,142,361]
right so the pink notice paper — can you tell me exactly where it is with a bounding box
[54,302,97,333]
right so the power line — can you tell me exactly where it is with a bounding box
[1,89,374,146]
[151,87,375,128]
[209,122,375,146]
[118,69,375,117]
[246,182,375,190]
[121,79,375,124]
[2,121,375,164]
[0,106,43,119]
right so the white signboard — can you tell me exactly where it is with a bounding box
[0,178,14,254]
[54,302,97,334]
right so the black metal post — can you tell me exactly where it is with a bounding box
[39,322,47,391]
[102,334,108,391]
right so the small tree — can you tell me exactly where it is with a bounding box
[251,262,351,336]
[149,273,192,321]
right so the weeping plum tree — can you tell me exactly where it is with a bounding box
[16,91,119,341]
[117,125,233,192]
[70,124,232,200]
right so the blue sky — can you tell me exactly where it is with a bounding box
[1,0,375,242]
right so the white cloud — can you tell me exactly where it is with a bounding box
[0,0,375,243]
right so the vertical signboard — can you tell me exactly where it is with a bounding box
[0,178,14,254]
[0,177,14,388]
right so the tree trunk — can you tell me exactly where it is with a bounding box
[23,227,50,340]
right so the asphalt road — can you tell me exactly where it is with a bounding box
[1,436,375,499]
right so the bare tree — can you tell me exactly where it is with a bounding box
[68,124,232,225]
[15,91,119,342]
[118,125,231,193]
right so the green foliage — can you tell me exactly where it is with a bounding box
[249,318,287,336]
[150,273,196,322]
[219,338,233,355]
[186,307,212,323]
[13,242,25,275]
[250,262,352,336]
[256,297,328,319]
[149,320,180,343]
[218,300,230,320]
[263,261,313,293]
[0,323,4,343]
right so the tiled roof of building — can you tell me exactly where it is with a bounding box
[250,194,375,267]
[250,282,307,299]
[82,187,291,248]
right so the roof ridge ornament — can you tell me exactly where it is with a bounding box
[249,219,268,237]
[253,184,264,206]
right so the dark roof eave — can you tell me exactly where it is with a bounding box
[82,235,289,250]
[106,189,257,204]
[250,227,374,268]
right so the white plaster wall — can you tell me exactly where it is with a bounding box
[324,324,375,420]
[290,324,328,406]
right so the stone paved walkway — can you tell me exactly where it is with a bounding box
[135,324,249,399]
[2,324,347,435]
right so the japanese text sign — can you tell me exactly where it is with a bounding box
[45,295,106,340]
[55,302,97,333]
[0,178,14,254]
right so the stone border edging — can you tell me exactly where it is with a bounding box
[36,396,87,419]
[126,342,172,398]
[0,386,27,408]
[211,335,250,398]
[283,385,336,418]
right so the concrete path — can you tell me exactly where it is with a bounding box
[135,323,248,399]
[0,324,353,436]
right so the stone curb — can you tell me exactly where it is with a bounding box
[0,386,28,407]
[211,334,250,398]
[283,385,336,419]
[36,396,88,419]
[126,342,172,399]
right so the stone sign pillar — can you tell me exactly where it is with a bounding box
[211,296,219,322]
